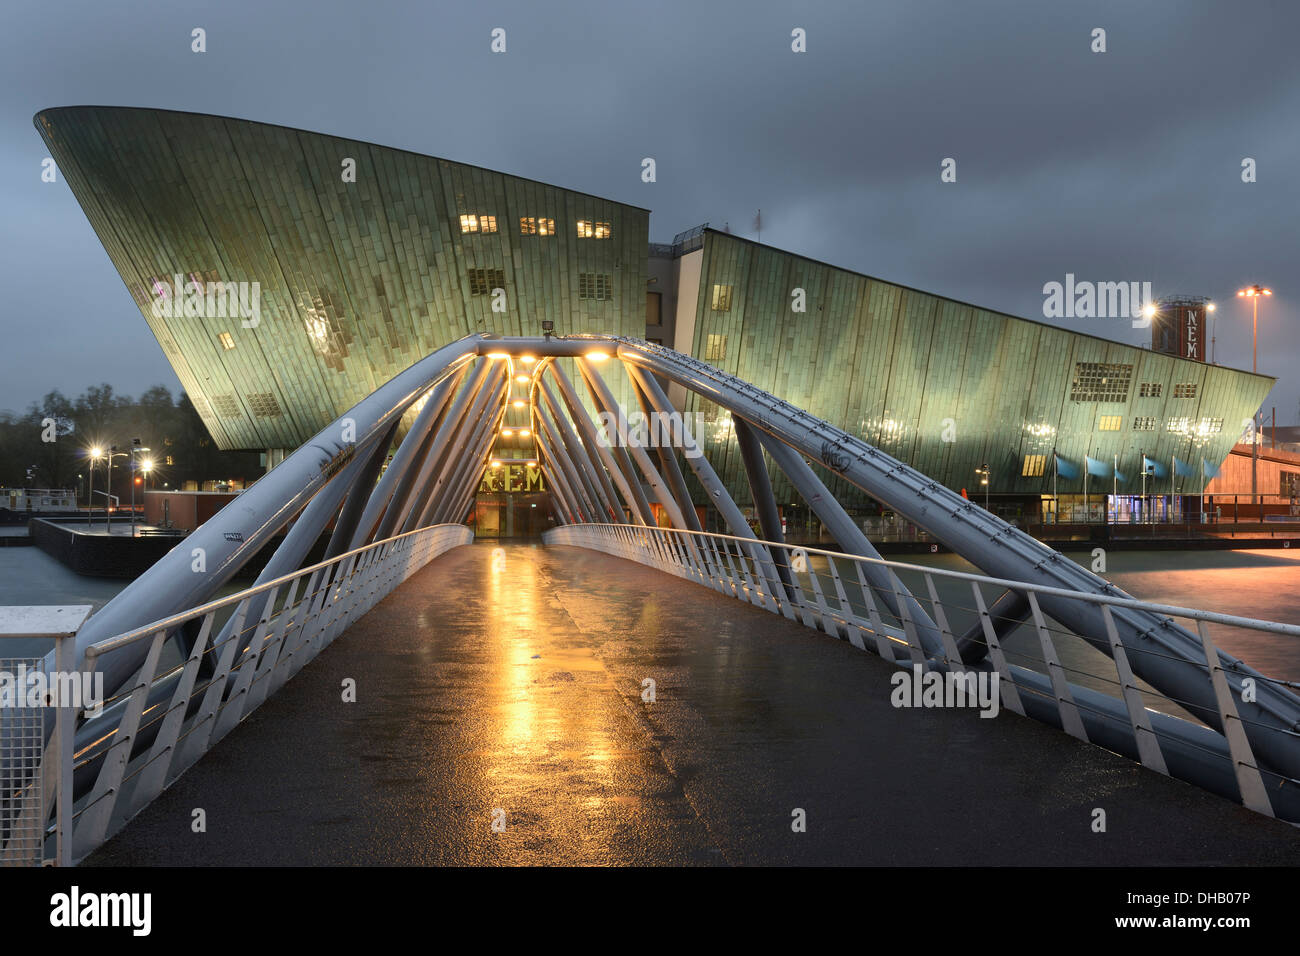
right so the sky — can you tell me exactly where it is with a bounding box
[2,0,1297,423]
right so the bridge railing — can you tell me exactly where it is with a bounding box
[0,522,472,866]
[545,523,1300,821]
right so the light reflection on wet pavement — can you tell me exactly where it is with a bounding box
[86,542,1300,866]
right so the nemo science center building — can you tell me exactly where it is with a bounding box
[35,106,1273,536]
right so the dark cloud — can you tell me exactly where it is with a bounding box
[2,0,1296,422]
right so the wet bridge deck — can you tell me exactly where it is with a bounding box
[88,542,1300,866]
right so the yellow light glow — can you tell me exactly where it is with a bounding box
[512,400,526,408]
[520,355,536,365]
[501,428,514,437]
[1206,302,1216,313]
[1142,303,1157,318]
[526,460,538,467]
[585,351,610,361]
[519,428,531,437]
[90,446,102,457]
[490,460,502,469]
[515,374,529,384]
[486,351,510,360]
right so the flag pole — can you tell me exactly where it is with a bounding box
[1113,454,1118,524]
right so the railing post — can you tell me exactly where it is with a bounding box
[1195,620,1273,816]
[1026,592,1088,741]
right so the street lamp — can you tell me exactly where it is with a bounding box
[976,464,990,511]
[1237,284,1273,506]
[87,446,102,528]
[1236,285,1272,374]
[1206,301,1217,364]
[104,446,128,532]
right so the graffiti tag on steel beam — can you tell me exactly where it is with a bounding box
[820,441,849,473]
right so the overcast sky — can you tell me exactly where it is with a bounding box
[2,0,1297,424]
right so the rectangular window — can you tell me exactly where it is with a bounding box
[165,456,174,467]
[576,219,593,238]
[705,333,727,362]
[1132,416,1157,431]
[1070,362,1133,402]
[480,215,497,233]
[1097,415,1122,431]
[459,214,479,233]
[217,332,235,350]
[1282,471,1300,497]
[1173,383,1197,399]
[468,268,506,296]
[1139,382,1163,398]
[1166,416,1190,434]
[578,273,612,300]
[711,284,734,311]
[1198,417,1224,434]
[521,217,554,236]
[594,221,611,239]
[1022,454,1047,477]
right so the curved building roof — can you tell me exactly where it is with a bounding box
[36,106,649,450]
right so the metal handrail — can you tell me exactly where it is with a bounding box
[84,522,471,659]
[562,523,1300,638]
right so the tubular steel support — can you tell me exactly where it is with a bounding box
[545,363,647,525]
[756,429,947,659]
[734,416,794,600]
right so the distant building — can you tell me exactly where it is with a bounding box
[1151,296,1209,363]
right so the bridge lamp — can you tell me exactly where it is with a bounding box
[526,460,538,467]
[518,428,531,438]
[490,460,502,469]
[520,355,536,365]
[585,350,610,362]
[515,374,530,384]
[486,351,510,361]
[512,400,526,409]
[501,428,514,437]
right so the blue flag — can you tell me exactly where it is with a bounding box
[1173,455,1195,479]
[1114,463,1127,483]
[1142,455,1167,479]
[1202,458,1221,479]
[1085,455,1110,478]
[1054,454,1079,480]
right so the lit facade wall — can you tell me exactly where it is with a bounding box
[36,107,649,451]
[679,230,1273,507]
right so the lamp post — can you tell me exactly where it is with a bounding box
[1207,301,1217,364]
[87,447,101,528]
[1237,285,1272,507]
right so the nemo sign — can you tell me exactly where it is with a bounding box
[480,463,545,494]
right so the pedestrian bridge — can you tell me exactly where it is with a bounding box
[4,335,1299,865]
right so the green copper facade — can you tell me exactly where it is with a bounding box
[36,106,648,451]
[674,230,1272,506]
